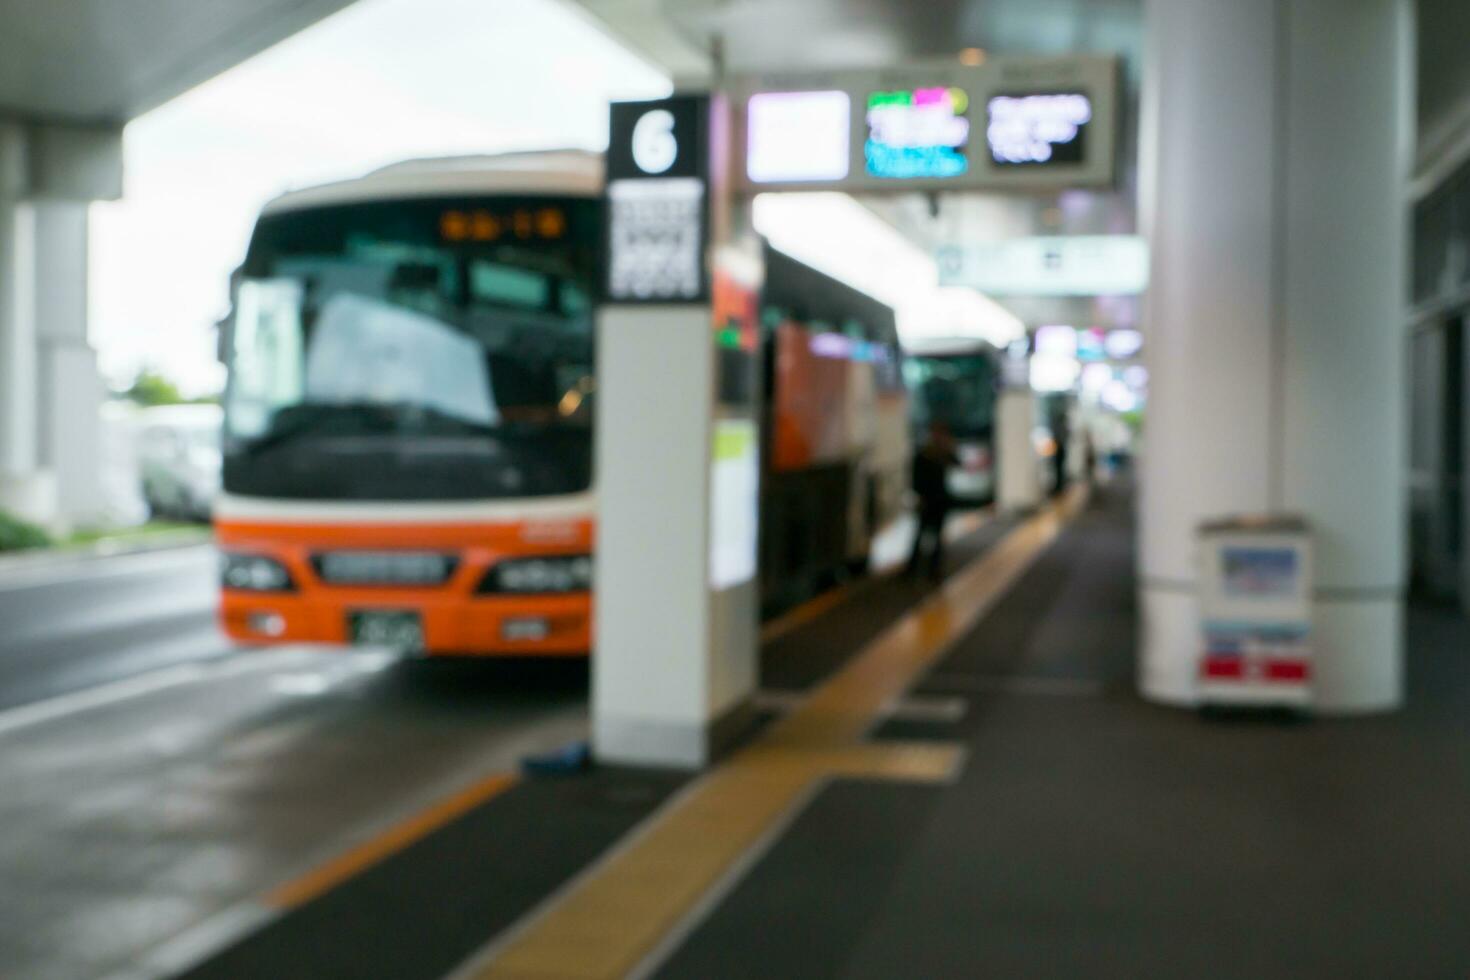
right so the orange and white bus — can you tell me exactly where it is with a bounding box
[216,151,906,656]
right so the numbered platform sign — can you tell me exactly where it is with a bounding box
[604,95,712,304]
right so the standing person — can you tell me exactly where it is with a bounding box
[1081,424,1097,486]
[1050,401,1071,496]
[908,422,959,581]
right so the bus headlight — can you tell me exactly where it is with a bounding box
[221,553,296,592]
[480,555,593,594]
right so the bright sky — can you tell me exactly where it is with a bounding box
[89,0,670,396]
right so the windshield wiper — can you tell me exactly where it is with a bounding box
[234,402,513,456]
[406,404,585,438]
[233,403,392,456]
[408,404,502,436]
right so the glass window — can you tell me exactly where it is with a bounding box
[560,281,591,317]
[223,196,599,501]
[227,279,305,439]
[472,261,551,309]
[906,353,999,438]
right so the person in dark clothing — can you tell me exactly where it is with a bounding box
[1082,426,1097,486]
[908,422,959,581]
[1050,404,1071,496]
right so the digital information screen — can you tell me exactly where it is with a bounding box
[865,87,970,180]
[986,92,1092,166]
[747,90,851,183]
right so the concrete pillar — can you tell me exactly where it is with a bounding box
[1138,0,1412,711]
[593,300,761,767]
[0,119,120,529]
[35,201,107,524]
[0,122,54,525]
[996,387,1041,513]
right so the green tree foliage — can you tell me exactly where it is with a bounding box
[0,509,52,552]
[120,369,220,407]
[123,369,188,407]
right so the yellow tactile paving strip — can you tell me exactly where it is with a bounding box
[467,489,1087,980]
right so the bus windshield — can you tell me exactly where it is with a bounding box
[904,352,998,439]
[223,196,599,501]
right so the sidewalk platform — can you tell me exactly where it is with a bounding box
[181,485,1470,979]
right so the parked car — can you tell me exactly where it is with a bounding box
[136,405,222,522]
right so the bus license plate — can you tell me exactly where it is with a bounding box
[502,617,550,641]
[348,610,424,651]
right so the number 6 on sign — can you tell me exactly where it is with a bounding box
[632,109,678,175]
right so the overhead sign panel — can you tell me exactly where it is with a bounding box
[731,55,1118,193]
[937,236,1149,296]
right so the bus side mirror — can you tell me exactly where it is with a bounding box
[217,265,242,364]
[215,315,232,365]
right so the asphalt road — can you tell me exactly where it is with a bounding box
[0,545,232,712]
[0,546,591,980]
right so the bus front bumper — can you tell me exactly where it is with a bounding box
[221,590,592,657]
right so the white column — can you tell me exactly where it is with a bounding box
[591,298,763,768]
[34,200,107,524]
[595,307,714,767]
[0,120,120,529]
[0,122,56,525]
[995,387,1041,512]
[1139,0,1412,712]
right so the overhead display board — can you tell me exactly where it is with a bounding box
[729,55,1119,193]
[604,95,712,303]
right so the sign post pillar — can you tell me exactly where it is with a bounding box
[592,94,763,769]
[996,354,1042,513]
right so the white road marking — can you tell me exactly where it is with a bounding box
[0,646,327,738]
[0,544,214,593]
[270,673,334,697]
[1,588,219,649]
